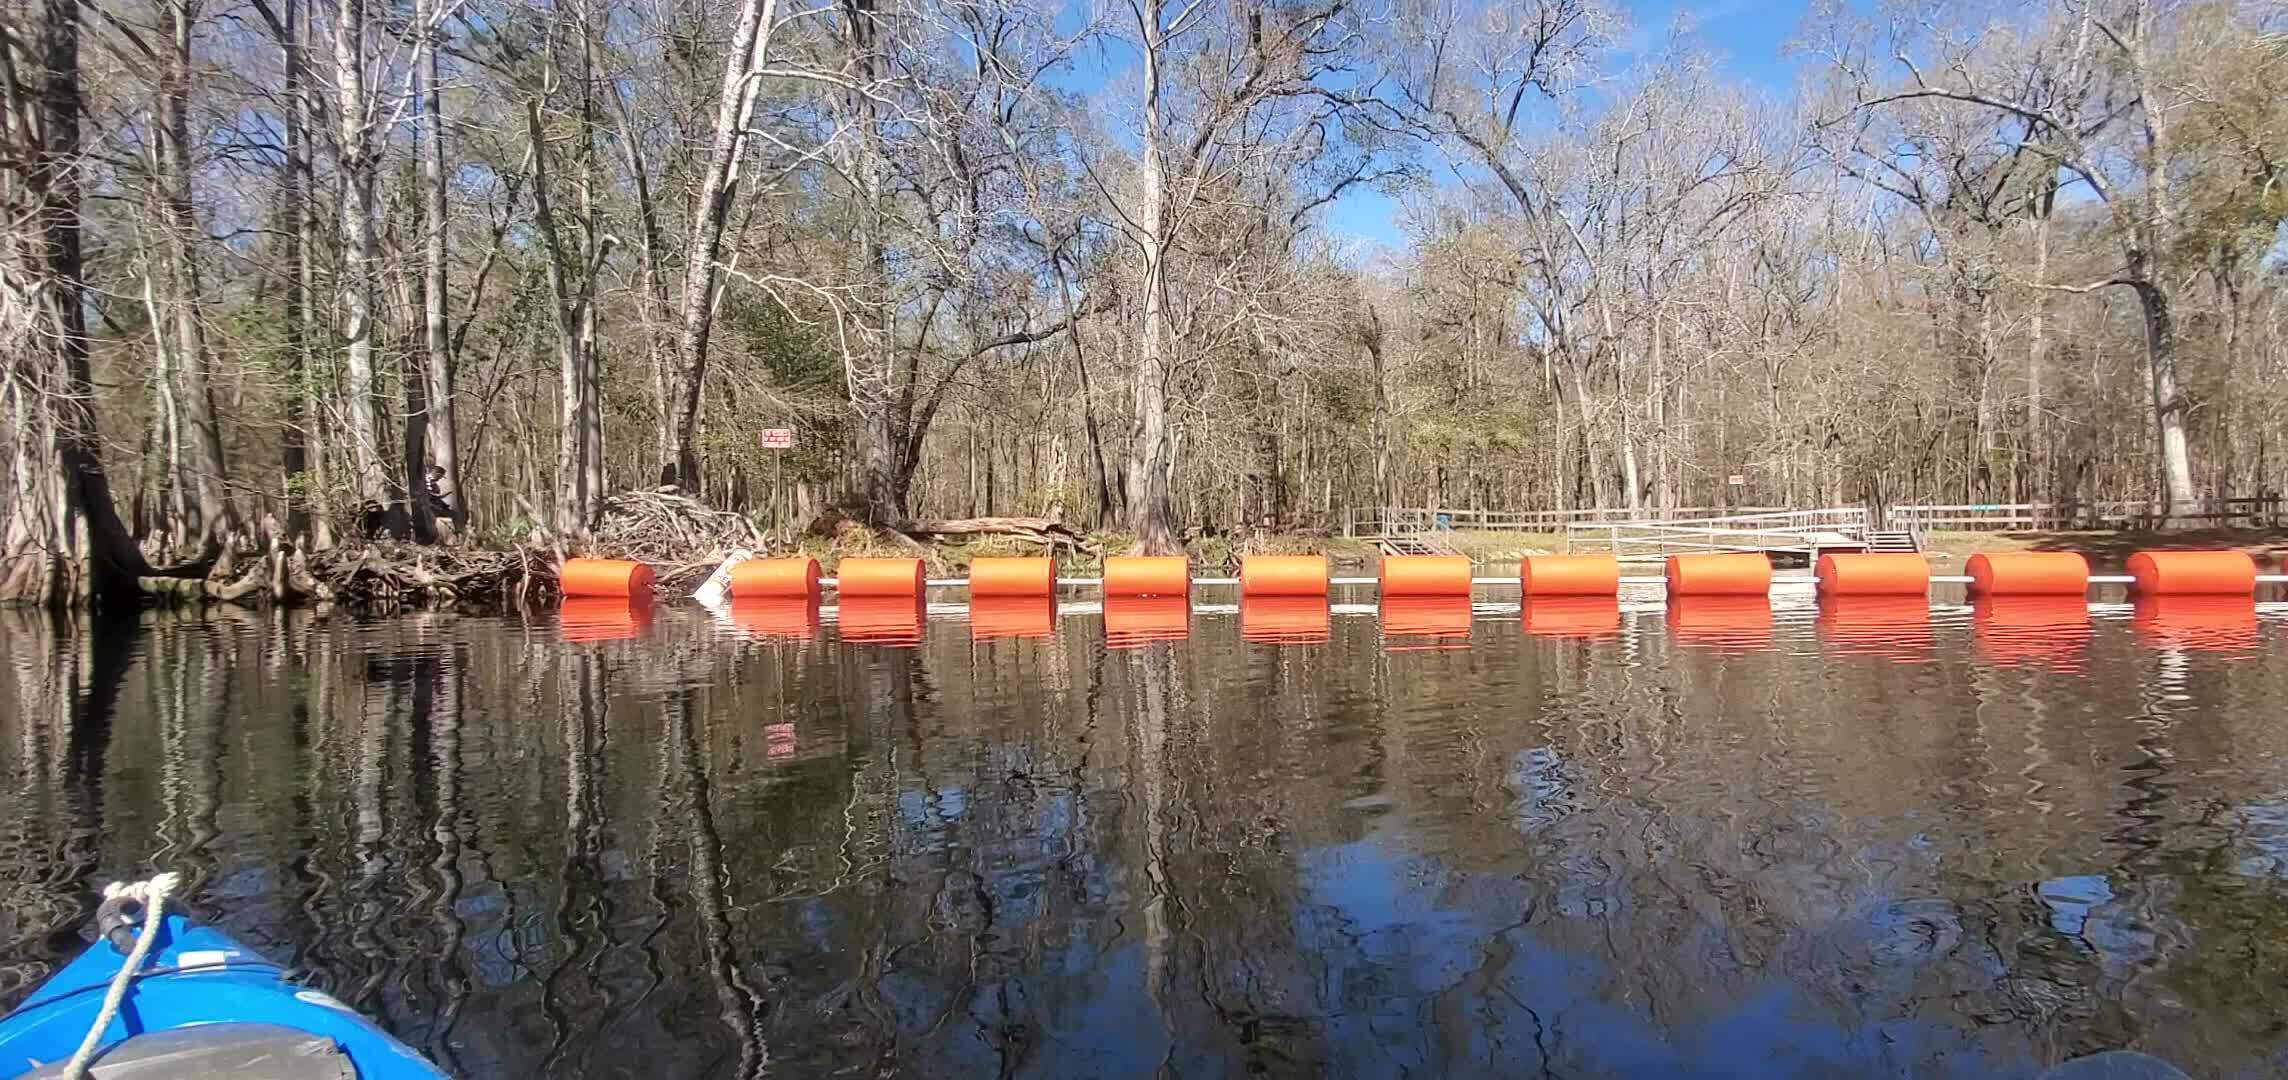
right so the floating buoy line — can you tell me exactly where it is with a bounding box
[553,550,2288,647]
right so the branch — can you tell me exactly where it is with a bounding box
[968,291,1115,356]
[2014,274,2134,294]
[1855,87,2119,204]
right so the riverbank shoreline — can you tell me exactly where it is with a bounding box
[26,521,2287,615]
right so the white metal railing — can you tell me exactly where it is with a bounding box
[1346,505,1788,537]
[1564,506,1871,559]
[1887,498,2284,532]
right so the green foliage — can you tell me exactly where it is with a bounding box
[708,296,850,486]
[2168,9,2288,268]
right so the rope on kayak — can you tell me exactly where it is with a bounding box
[60,872,178,1080]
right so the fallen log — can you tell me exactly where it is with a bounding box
[137,562,267,606]
[905,516,1084,545]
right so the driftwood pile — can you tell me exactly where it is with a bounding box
[309,542,554,612]
[593,488,763,559]
[589,488,766,589]
[217,490,1093,612]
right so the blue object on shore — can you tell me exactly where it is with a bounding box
[0,913,446,1078]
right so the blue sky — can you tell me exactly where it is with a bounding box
[1325,0,1814,249]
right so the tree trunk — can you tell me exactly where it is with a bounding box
[1052,244,1117,525]
[1,0,161,608]
[1651,304,1672,511]
[841,0,904,527]
[278,0,312,542]
[660,0,779,492]
[1566,356,1609,509]
[605,79,675,439]
[2027,187,2052,505]
[334,0,390,514]
[1366,305,1390,508]
[417,1,461,530]
[2134,278,2196,522]
[573,9,608,526]
[527,102,616,532]
[1124,6,1178,553]
[160,0,235,547]
[2124,0,2194,523]
[402,325,434,542]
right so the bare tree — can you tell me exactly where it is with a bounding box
[658,0,783,490]
[332,0,390,516]
[527,99,615,533]
[0,0,174,606]
[1088,0,1381,549]
[416,0,461,533]
[1826,0,2203,518]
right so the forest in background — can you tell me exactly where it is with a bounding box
[3,0,2285,605]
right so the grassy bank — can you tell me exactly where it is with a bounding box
[1919,528,2288,570]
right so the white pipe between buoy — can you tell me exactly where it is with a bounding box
[794,568,2286,596]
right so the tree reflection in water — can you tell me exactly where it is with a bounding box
[0,605,2283,1076]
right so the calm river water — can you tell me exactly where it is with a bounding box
[3,598,2287,1078]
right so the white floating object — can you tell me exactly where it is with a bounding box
[692,548,754,609]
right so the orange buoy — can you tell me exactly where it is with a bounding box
[1665,553,1772,597]
[971,596,1055,639]
[969,556,1055,597]
[1972,597,2090,670]
[1666,596,1773,651]
[560,596,655,642]
[1815,553,1929,597]
[727,557,819,599]
[1524,597,1621,638]
[1816,596,1932,663]
[1379,555,1472,597]
[2133,595,2260,650]
[835,557,925,597]
[560,558,655,598]
[1521,554,1620,597]
[1239,555,1328,597]
[1379,596,1473,641]
[1965,552,2088,597]
[837,595,924,646]
[2126,550,2257,595]
[1103,556,1189,597]
[1240,595,1328,643]
[1105,595,1190,647]
[729,595,819,640]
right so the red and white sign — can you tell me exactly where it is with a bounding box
[1726,474,1746,486]
[760,427,796,449]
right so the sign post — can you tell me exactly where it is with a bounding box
[761,428,796,528]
